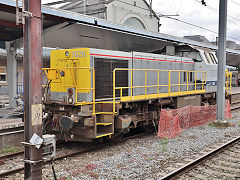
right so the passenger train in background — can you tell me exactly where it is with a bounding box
[42,45,232,142]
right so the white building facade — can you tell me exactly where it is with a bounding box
[60,0,160,32]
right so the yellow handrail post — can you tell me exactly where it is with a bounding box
[195,72,197,91]
[178,71,180,95]
[205,72,207,89]
[226,73,228,94]
[230,73,232,94]
[93,69,95,115]
[228,73,230,94]
[131,69,133,99]
[69,69,78,103]
[202,72,204,90]
[187,71,189,94]
[168,71,171,96]
[113,69,116,113]
[145,70,147,98]
[157,71,160,97]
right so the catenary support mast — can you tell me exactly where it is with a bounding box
[217,0,228,120]
[23,0,43,179]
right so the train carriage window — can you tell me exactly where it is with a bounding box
[196,52,203,62]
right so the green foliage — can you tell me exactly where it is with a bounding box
[161,145,167,152]
[208,123,213,127]
[177,136,181,141]
[161,138,168,145]
[208,122,218,128]
[1,146,21,154]
[160,137,168,152]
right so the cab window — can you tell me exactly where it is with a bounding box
[209,53,217,64]
[204,52,211,64]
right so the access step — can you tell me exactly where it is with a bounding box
[96,123,113,126]
[94,112,114,115]
[96,133,113,138]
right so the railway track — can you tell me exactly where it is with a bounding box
[161,135,240,180]
[0,130,152,178]
[0,150,23,160]
[230,101,240,110]
[0,102,239,179]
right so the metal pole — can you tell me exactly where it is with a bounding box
[217,0,228,120]
[23,0,42,179]
[149,0,152,18]
[83,0,86,14]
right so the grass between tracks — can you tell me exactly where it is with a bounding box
[1,145,21,155]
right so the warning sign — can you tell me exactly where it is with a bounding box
[31,104,42,126]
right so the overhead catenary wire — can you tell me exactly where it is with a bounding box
[162,16,240,43]
[193,0,240,25]
[115,0,159,17]
[229,0,240,7]
[116,0,240,43]
[116,0,240,42]
[43,0,240,43]
[193,0,240,37]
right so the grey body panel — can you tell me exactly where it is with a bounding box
[49,48,214,103]
[131,52,195,97]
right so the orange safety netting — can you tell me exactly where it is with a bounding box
[158,100,232,139]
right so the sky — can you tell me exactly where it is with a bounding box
[152,0,240,43]
[42,0,240,44]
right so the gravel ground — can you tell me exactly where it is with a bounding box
[3,111,240,180]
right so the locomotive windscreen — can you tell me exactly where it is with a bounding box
[95,58,128,99]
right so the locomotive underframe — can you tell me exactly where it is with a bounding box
[43,93,216,142]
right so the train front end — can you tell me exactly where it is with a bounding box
[42,48,100,142]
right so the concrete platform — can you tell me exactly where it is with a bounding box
[0,118,23,129]
[230,86,240,95]
[0,118,24,151]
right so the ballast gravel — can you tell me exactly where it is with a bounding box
[4,111,240,180]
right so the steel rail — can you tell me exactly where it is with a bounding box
[0,150,24,160]
[0,131,152,178]
[161,135,240,180]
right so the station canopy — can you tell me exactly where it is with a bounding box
[0,0,240,66]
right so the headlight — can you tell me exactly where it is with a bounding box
[68,96,73,104]
[65,51,70,57]
[42,96,45,102]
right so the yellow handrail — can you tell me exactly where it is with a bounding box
[42,67,232,118]
[225,72,232,95]
[42,67,96,114]
[113,68,207,102]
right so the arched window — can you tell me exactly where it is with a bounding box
[124,17,146,29]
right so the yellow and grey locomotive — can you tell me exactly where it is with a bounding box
[42,47,231,142]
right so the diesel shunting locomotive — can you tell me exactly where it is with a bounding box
[42,47,231,142]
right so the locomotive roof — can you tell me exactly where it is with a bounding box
[90,48,193,62]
